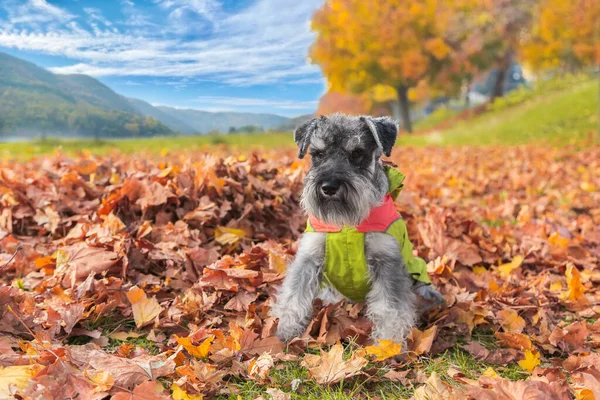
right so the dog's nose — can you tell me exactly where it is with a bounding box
[320,180,340,196]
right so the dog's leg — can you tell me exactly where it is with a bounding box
[365,232,417,344]
[272,233,326,342]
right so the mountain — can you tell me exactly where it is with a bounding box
[127,98,197,134]
[272,114,315,131]
[0,52,172,139]
[152,106,290,134]
[0,51,309,139]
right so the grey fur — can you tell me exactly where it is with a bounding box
[273,113,442,344]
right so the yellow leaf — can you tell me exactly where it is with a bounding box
[497,309,526,333]
[560,263,586,302]
[497,255,524,278]
[518,350,541,372]
[172,384,203,400]
[550,281,563,292]
[268,252,287,274]
[482,367,499,379]
[84,369,114,392]
[160,148,169,157]
[580,182,595,192]
[365,339,402,361]
[412,371,451,400]
[125,286,163,328]
[215,226,246,246]
[176,335,214,359]
[0,364,42,396]
[472,266,487,275]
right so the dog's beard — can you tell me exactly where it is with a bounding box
[300,172,382,227]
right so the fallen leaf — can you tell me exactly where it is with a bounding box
[172,384,203,400]
[411,371,452,400]
[0,364,42,397]
[112,380,171,400]
[126,286,164,328]
[301,343,367,384]
[497,309,526,333]
[365,339,402,361]
[176,335,214,359]
[560,263,586,302]
[497,255,524,278]
[518,350,541,372]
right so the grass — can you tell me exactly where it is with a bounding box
[400,74,599,147]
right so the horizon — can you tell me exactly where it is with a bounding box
[0,0,326,118]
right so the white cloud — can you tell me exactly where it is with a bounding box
[0,0,324,87]
[2,0,75,26]
[193,96,318,110]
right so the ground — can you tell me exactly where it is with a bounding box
[0,75,599,399]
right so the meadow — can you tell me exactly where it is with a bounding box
[0,75,599,399]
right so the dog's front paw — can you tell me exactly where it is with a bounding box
[414,284,445,306]
[275,314,307,342]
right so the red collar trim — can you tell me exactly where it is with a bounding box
[308,194,401,233]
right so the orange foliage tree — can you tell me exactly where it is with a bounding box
[522,0,600,71]
[310,0,496,133]
[317,89,371,116]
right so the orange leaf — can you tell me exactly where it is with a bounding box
[497,309,526,333]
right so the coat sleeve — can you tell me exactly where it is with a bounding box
[387,219,431,284]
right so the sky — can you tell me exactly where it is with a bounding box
[0,0,326,117]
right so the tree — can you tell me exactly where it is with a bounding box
[310,0,491,133]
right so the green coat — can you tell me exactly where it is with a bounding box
[305,166,430,303]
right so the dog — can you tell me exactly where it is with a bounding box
[272,113,443,344]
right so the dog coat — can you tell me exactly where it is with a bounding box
[304,166,430,303]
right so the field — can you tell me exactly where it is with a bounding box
[0,77,599,399]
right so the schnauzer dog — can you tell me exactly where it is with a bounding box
[272,113,443,344]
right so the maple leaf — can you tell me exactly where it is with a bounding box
[518,350,541,372]
[248,352,275,381]
[497,309,526,333]
[172,384,203,400]
[494,332,534,351]
[497,255,524,278]
[214,226,246,246]
[409,326,438,355]
[176,335,214,359]
[301,343,367,385]
[560,263,587,302]
[365,339,402,361]
[84,369,114,392]
[126,286,164,328]
[0,364,42,397]
[411,371,452,400]
[112,380,171,400]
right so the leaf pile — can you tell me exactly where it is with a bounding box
[0,145,599,399]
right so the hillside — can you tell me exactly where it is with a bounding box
[273,113,315,131]
[0,52,172,139]
[127,98,197,134]
[154,106,289,134]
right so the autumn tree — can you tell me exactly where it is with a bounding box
[311,0,462,133]
[521,0,599,71]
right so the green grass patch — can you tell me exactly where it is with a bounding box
[0,131,295,160]
[399,74,599,147]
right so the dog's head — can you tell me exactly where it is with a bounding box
[294,113,398,227]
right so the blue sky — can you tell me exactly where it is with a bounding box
[0,0,326,117]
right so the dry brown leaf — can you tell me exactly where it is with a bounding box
[300,343,367,384]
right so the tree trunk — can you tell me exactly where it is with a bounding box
[390,100,402,122]
[491,50,513,101]
[396,85,413,133]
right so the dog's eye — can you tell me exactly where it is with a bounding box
[311,150,324,159]
[350,149,364,163]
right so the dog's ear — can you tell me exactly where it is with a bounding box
[362,116,398,157]
[294,116,321,159]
